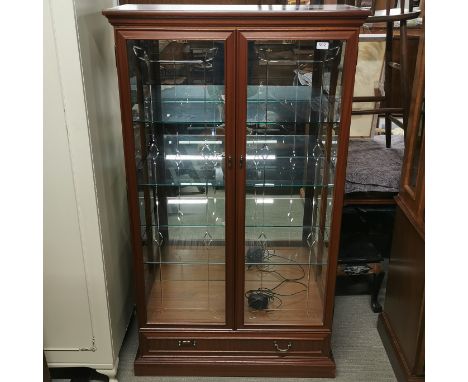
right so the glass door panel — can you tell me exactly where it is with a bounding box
[127,39,227,324]
[243,39,346,326]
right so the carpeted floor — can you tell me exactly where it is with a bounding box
[116,295,396,382]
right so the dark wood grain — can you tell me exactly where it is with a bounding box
[377,206,424,382]
[384,205,424,366]
[398,31,425,237]
[378,311,424,382]
[114,29,148,325]
[104,4,370,28]
[135,355,336,377]
[322,28,359,327]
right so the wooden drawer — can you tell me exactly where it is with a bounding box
[142,333,327,357]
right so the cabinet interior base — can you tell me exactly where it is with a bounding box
[145,245,325,325]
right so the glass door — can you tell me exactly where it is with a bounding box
[238,33,348,326]
[125,32,235,325]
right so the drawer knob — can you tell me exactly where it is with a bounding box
[178,340,197,348]
[274,341,292,353]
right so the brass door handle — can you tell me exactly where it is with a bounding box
[273,341,292,353]
[239,155,244,168]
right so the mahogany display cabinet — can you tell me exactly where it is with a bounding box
[103,4,369,377]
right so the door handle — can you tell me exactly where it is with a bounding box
[227,155,232,168]
[274,341,292,353]
[239,155,244,168]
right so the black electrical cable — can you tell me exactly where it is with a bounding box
[245,247,308,311]
[245,279,308,310]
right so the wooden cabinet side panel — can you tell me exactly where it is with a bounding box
[384,205,424,373]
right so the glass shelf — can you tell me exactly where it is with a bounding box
[130,84,339,103]
[142,224,224,228]
[246,133,339,143]
[132,107,339,126]
[142,235,330,266]
[136,156,336,188]
[245,226,329,241]
[130,84,225,101]
[245,182,334,188]
[130,84,341,125]
[132,106,223,125]
[144,260,226,265]
[144,260,328,266]
[245,224,329,228]
[137,180,224,188]
[141,223,329,229]
[247,86,340,124]
[245,157,336,187]
[136,179,334,189]
[137,180,334,188]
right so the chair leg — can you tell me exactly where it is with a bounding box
[384,22,394,148]
[399,19,410,139]
[371,271,385,313]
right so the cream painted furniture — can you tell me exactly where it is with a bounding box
[44,1,132,381]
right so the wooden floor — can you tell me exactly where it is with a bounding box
[146,244,325,325]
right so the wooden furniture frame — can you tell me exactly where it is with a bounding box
[378,26,424,382]
[104,4,369,377]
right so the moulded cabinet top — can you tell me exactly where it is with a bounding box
[103,4,370,27]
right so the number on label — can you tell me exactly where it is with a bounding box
[317,42,329,50]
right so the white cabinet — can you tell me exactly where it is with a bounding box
[44,1,132,381]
